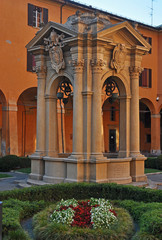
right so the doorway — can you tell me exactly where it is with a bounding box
[109,129,116,152]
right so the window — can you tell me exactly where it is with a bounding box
[110,107,115,121]
[143,36,152,54]
[27,51,36,72]
[28,3,48,28]
[139,68,152,88]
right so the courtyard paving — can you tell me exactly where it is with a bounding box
[0,171,162,191]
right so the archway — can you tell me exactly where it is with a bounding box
[140,101,151,155]
[102,75,128,158]
[17,87,37,156]
[49,76,73,157]
[0,90,7,155]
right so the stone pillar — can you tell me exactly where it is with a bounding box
[151,114,161,155]
[70,59,84,159]
[90,59,108,183]
[45,95,58,157]
[29,64,46,181]
[1,105,9,156]
[118,96,130,158]
[7,103,18,155]
[91,59,105,159]
[65,59,84,183]
[129,66,147,182]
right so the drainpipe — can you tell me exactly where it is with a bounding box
[60,0,66,24]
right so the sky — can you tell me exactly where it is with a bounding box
[76,0,162,27]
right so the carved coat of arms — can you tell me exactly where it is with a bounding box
[44,30,65,73]
[110,43,126,73]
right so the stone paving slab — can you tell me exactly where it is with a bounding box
[0,171,162,191]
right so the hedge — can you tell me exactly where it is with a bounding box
[0,155,31,172]
[0,182,161,203]
[2,198,47,239]
[145,156,162,170]
[113,200,162,239]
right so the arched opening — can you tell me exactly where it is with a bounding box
[17,87,37,156]
[102,77,120,157]
[140,101,151,155]
[0,90,7,156]
[55,77,73,156]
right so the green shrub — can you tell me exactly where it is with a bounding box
[156,155,162,170]
[145,156,162,170]
[2,198,46,239]
[0,183,161,203]
[0,155,31,172]
[140,209,162,237]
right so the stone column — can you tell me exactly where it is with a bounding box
[45,95,58,157]
[91,59,106,159]
[29,64,46,181]
[7,103,18,155]
[90,59,108,183]
[118,96,130,158]
[129,66,147,182]
[65,59,84,183]
[70,59,84,159]
[151,114,161,155]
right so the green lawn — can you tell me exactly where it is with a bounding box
[16,168,31,174]
[0,173,12,178]
[145,168,162,174]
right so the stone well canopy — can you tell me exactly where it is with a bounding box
[26,11,151,185]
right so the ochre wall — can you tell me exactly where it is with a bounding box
[0,0,162,155]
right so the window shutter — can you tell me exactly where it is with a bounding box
[149,69,152,88]
[28,3,34,26]
[43,8,48,24]
[27,51,33,71]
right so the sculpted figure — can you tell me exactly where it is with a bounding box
[110,43,126,73]
[44,30,65,73]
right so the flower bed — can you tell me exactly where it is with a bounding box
[33,198,134,240]
[50,198,117,229]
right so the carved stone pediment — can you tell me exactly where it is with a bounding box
[110,43,127,73]
[97,21,151,51]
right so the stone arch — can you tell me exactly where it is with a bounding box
[140,98,155,114]
[101,71,129,98]
[17,87,37,156]
[46,71,74,97]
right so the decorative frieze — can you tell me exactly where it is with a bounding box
[70,59,84,71]
[90,59,106,71]
[110,43,126,73]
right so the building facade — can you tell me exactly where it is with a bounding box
[0,0,162,162]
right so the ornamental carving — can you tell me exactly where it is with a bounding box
[91,59,106,67]
[129,66,143,74]
[44,30,65,73]
[35,65,47,74]
[110,44,126,73]
[70,59,84,67]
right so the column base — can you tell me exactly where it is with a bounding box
[29,152,45,181]
[130,154,147,182]
[151,149,161,156]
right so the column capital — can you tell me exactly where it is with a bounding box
[129,66,143,77]
[91,58,106,72]
[36,65,47,76]
[45,94,57,101]
[70,59,84,72]
[151,114,161,118]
